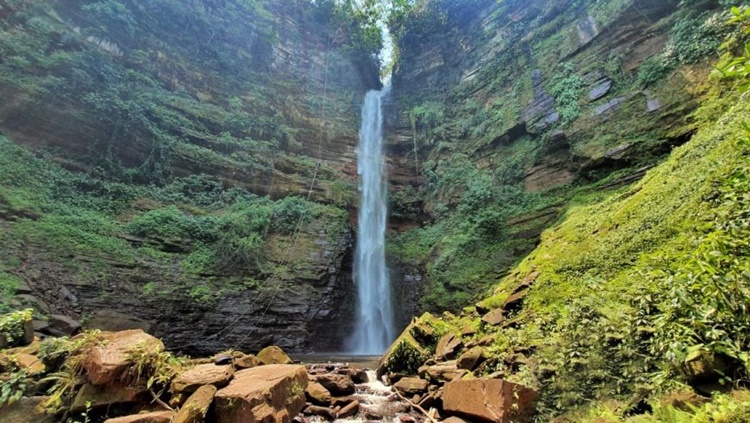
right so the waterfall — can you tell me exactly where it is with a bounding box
[347,86,395,355]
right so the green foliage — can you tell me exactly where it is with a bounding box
[0,308,32,345]
[0,270,21,314]
[128,206,219,242]
[713,6,750,91]
[0,369,27,407]
[548,63,584,125]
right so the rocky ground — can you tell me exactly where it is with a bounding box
[0,309,526,423]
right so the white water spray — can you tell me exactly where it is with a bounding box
[347,86,394,355]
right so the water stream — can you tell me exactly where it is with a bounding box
[346,87,395,355]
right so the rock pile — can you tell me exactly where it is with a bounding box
[376,313,539,423]
[0,325,308,423]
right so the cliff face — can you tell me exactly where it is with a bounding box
[386,0,722,312]
[0,0,380,354]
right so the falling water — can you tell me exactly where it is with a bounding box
[347,86,395,355]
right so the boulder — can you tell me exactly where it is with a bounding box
[443,379,537,423]
[213,364,308,423]
[0,312,34,348]
[589,79,612,101]
[377,314,439,378]
[72,383,143,412]
[419,363,467,384]
[103,411,175,423]
[83,330,164,386]
[257,346,293,365]
[444,418,469,423]
[305,381,332,405]
[234,353,262,369]
[337,399,359,418]
[481,308,504,326]
[457,347,486,371]
[86,310,152,333]
[47,314,81,336]
[1,396,56,423]
[171,364,234,393]
[313,374,355,396]
[435,333,463,361]
[173,384,217,423]
[393,377,429,395]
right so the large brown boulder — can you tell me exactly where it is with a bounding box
[103,411,175,423]
[305,381,332,405]
[213,364,308,423]
[256,346,292,365]
[171,363,234,393]
[312,373,355,396]
[173,384,217,423]
[377,313,441,378]
[83,330,164,385]
[443,379,537,423]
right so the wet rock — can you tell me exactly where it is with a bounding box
[104,411,175,423]
[257,345,293,365]
[213,364,308,423]
[393,377,429,395]
[338,399,360,418]
[72,383,143,412]
[331,396,357,407]
[83,330,164,386]
[365,411,384,420]
[436,333,463,361]
[444,417,469,423]
[171,363,234,394]
[457,347,486,371]
[523,69,559,132]
[1,396,56,423]
[305,381,332,405]
[313,373,355,396]
[443,379,537,423]
[351,368,369,384]
[173,384,217,423]
[303,405,336,421]
[213,354,233,366]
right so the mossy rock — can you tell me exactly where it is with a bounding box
[377,313,444,379]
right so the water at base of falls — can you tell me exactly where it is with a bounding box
[346,87,395,355]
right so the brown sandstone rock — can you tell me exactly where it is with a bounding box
[436,333,463,361]
[234,353,262,369]
[393,377,429,395]
[173,384,217,423]
[313,373,355,396]
[83,330,164,386]
[337,399,359,418]
[15,353,45,375]
[213,364,308,423]
[171,363,234,393]
[2,396,56,423]
[305,381,332,405]
[257,346,292,365]
[481,308,505,326]
[72,383,143,412]
[443,379,537,423]
[419,362,466,384]
[443,417,469,423]
[457,347,486,371]
[103,411,175,423]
